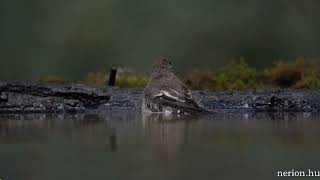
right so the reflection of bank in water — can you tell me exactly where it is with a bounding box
[1,112,320,152]
[0,114,108,143]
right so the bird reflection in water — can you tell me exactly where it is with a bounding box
[142,113,201,160]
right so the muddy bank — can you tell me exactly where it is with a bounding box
[0,81,319,113]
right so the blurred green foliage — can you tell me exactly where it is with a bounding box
[186,59,262,90]
[115,69,150,88]
[264,58,320,89]
[186,58,320,90]
[116,75,150,88]
[263,58,305,87]
[39,57,320,90]
[82,68,150,88]
[84,72,108,86]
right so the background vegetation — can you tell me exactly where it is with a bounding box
[39,57,320,90]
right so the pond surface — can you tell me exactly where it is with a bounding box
[0,112,320,180]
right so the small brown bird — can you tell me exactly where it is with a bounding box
[142,58,210,114]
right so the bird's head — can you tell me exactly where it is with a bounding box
[152,58,173,75]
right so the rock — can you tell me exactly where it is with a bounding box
[0,81,110,113]
[0,92,8,103]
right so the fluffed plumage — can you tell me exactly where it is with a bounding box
[143,58,210,114]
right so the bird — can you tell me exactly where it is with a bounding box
[142,58,210,115]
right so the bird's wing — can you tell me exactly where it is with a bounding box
[152,88,187,103]
[144,74,209,113]
[151,88,207,113]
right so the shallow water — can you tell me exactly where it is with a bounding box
[0,112,320,180]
